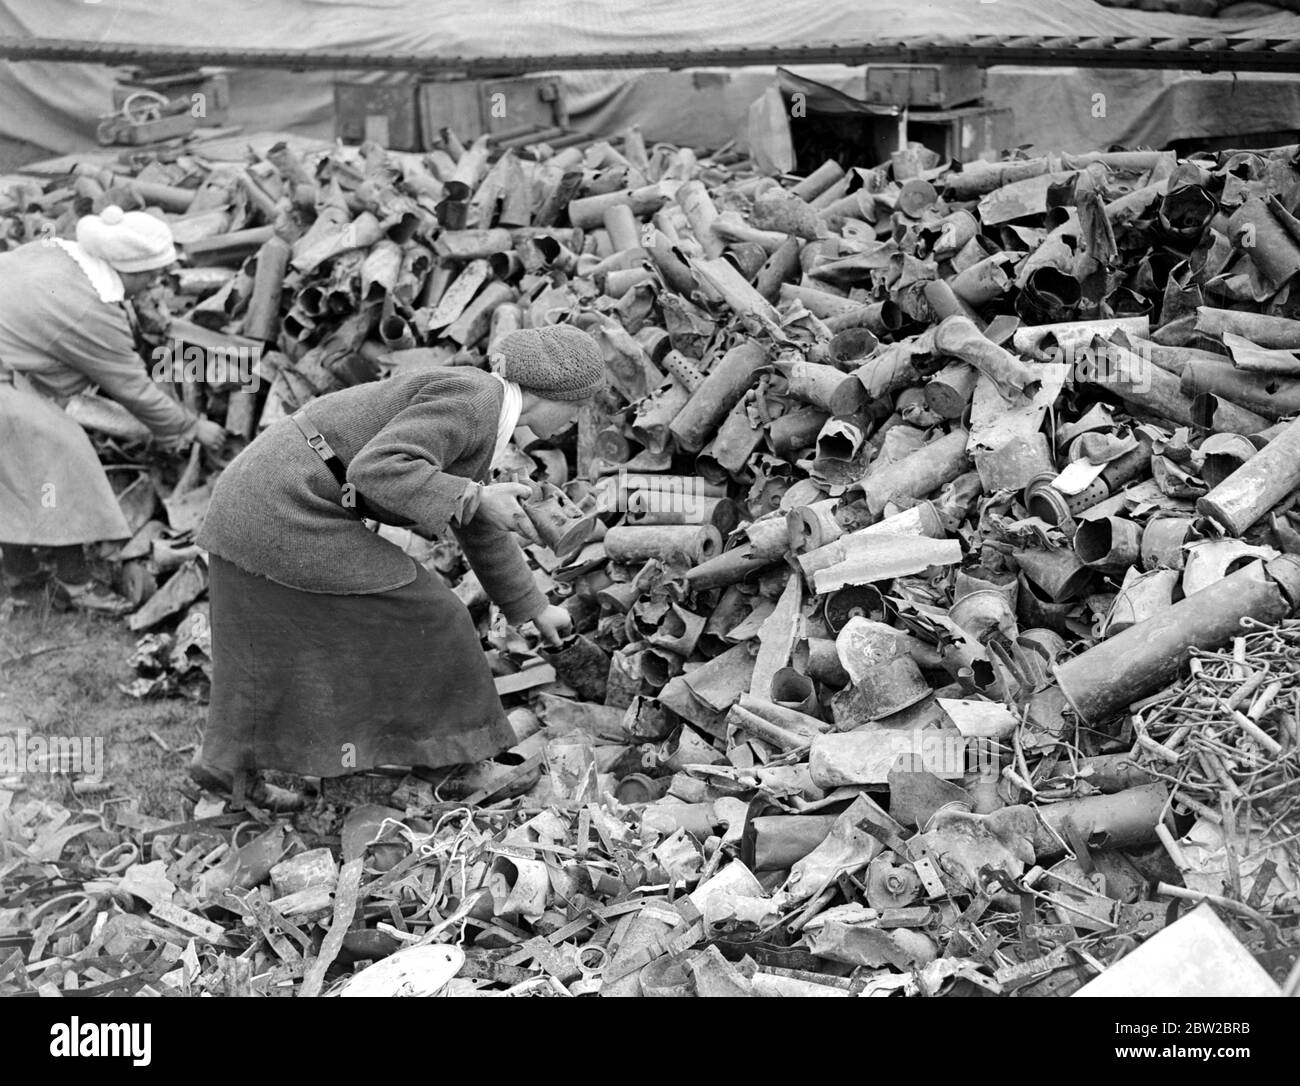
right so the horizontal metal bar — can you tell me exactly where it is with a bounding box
[6,34,1300,75]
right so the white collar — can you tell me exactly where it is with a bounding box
[54,239,125,304]
[489,371,523,469]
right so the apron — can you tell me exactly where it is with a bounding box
[0,374,130,546]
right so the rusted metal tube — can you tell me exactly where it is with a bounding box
[523,483,596,559]
[684,542,781,591]
[725,241,768,281]
[627,493,742,533]
[818,189,875,232]
[787,499,843,553]
[771,667,821,717]
[743,815,838,872]
[1139,516,1194,571]
[949,254,1012,307]
[778,283,862,319]
[808,173,852,210]
[924,361,977,419]
[751,185,825,240]
[567,183,666,230]
[933,315,1037,398]
[676,180,725,259]
[1015,547,1094,602]
[614,474,725,508]
[791,160,846,202]
[668,342,768,453]
[857,430,971,518]
[1198,433,1257,489]
[605,524,722,566]
[1197,414,1300,534]
[785,361,868,416]
[185,225,276,268]
[794,638,850,688]
[1030,783,1169,859]
[1194,306,1300,348]
[1073,516,1141,574]
[823,327,879,366]
[1053,556,1300,724]
[541,634,609,703]
[1073,753,1157,794]
[241,235,291,343]
[738,695,828,740]
[797,502,944,582]
[444,281,512,347]
[109,174,195,213]
[744,516,790,560]
[630,380,691,454]
[648,603,706,657]
[1189,393,1272,436]
[754,235,802,302]
[696,400,764,481]
[768,406,830,459]
[1181,358,1300,420]
[1088,338,1195,426]
[602,203,641,252]
[849,348,920,403]
[923,278,981,324]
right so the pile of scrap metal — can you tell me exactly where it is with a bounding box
[4,130,1300,996]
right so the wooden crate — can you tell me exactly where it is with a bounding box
[863,65,983,109]
[419,76,566,146]
[333,81,423,151]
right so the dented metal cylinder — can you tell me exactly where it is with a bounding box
[605,524,722,566]
[668,342,768,452]
[1031,784,1168,859]
[1053,555,1300,723]
[541,633,610,703]
[523,483,596,559]
[1181,358,1300,420]
[1196,413,1300,535]
[1073,516,1142,574]
[684,542,781,590]
[857,429,971,518]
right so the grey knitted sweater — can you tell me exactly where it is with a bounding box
[198,367,547,621]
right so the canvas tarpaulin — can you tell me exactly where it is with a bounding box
[4,0,1300,156]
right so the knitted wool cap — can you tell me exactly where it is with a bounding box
[493,325,605,401]
[76,205,177,273]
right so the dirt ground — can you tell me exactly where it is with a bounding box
[0,585,205,819]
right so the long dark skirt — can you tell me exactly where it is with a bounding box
[200,554,515,778]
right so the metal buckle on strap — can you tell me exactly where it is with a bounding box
[293,411,336,462]
[305,431,331,459]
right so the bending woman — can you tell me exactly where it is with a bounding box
[0,206,224,609]
[194,324,605,797]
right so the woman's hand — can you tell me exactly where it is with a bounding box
[474,481,535,535]
[529,603,573,647]
[194,418,226,451]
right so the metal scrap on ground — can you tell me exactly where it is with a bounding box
[4,126,1300,996]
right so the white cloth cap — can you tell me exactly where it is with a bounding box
[75,205,177,273]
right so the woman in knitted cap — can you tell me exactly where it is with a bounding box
[192,323,606,803]
[0,206,225,611]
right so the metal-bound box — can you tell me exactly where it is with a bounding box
[480,77,567,133]
[334,80,423,151]
[864,65,984,109]
[419,76,566,146]
[417,80,490,146]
